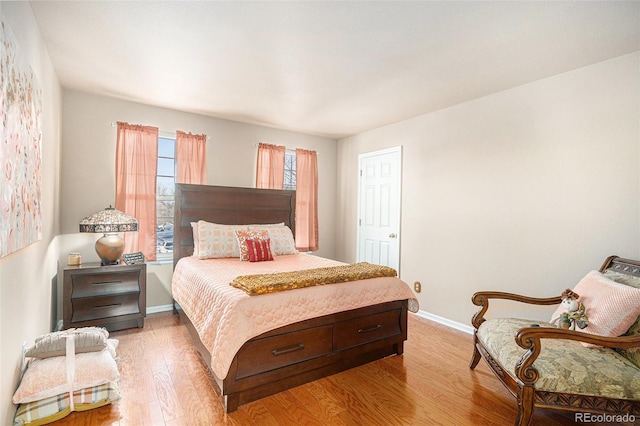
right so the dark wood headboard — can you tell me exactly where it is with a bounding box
[173,184,296,267]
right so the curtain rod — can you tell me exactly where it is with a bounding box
[110,122,210,140]
[255,143,294,151]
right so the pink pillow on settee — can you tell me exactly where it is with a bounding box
[550,270,640,338]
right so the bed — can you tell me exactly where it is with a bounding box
[171,184,418,412]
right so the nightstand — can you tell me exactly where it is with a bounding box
[63,262,146,331]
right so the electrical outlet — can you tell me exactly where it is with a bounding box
[414,281,422,293]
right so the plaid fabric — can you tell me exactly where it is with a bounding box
[14,381,120,426]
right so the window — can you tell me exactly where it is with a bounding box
[156,136,175,255]
[283,150,296,190]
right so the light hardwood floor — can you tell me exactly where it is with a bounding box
[51,312,634,425]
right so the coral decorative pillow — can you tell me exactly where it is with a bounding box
[246,238,275,262]
[197,221,248,259]
[550,270,640,338]
[235,229,269,261]
[248,225,298,255]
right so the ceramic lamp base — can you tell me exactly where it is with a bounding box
[95,233,124,265]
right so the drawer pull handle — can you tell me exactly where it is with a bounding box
[93,280,122,286]
[93,303,122,310]
[272,343,305,356]
[358,324,382,333]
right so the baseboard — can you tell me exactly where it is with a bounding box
[414,310,473,335]
[147,304,174,314]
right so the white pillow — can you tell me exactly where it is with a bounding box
[13,346,119,404]
[197,221,248,259]
[248,224,298,255]
[246,222,285,228]
[191,222,198,256]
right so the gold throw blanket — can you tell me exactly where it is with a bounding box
[230,262,398,295]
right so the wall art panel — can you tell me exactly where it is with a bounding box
[0,20,43,258]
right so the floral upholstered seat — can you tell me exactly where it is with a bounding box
[470,255,640,426]
[477,318,640,399]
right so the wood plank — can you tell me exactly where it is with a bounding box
[52,311,633,426]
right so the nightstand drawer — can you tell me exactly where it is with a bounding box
[333,309,402,351]
[70,293,141,323]
[70,271,141,298]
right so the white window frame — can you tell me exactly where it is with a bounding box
[283,149,296,190]
[155,133,176,262]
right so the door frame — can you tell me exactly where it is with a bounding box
[356,146,403,273]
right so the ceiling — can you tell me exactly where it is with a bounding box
[29,1,640,139]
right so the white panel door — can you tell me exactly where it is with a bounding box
[356,147,402,272]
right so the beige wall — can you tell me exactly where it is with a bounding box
[0,3,62,424]
[59,91,338,311]
[337,52,640,327]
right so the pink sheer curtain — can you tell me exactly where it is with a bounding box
[255,143,285,189]
[176,131,207,184]
[115,122,159,261]
[295,148,319,251]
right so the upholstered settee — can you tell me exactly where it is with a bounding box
[469,255,640,426]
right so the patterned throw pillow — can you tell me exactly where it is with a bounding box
[246,222,285,228]
[14,381,120,426]
[197,221,248,259]
[246,238,275,262]
[248,225,298,256]
[235,229,269,261]
[603,269,640,367]
[616,317,640,368]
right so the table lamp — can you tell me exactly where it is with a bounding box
[79,206,138,265]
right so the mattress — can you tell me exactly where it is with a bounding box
[171,253,418,379]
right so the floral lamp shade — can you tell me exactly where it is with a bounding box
[79,206,138,265]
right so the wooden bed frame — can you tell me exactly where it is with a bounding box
[172,184,409,412]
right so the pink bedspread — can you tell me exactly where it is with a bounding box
[172,253,419,379]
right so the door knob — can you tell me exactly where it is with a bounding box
[389,233,397,238]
